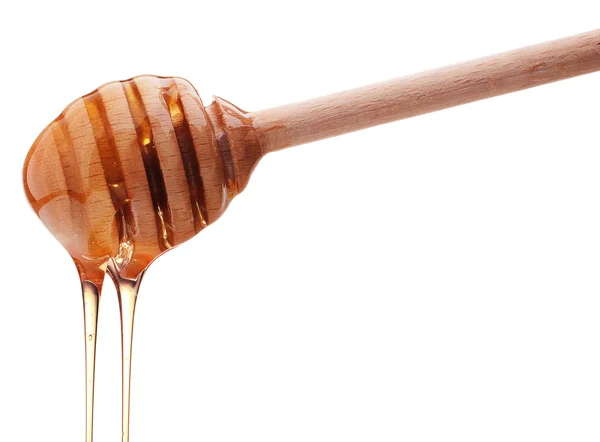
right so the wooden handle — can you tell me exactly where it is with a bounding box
[251,29,600,153]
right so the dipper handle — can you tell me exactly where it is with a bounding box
[251,29,600,153]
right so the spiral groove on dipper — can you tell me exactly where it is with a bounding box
[23,75,242,277]
[120,79,173,251]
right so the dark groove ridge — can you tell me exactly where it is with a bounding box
[83,91,136,248]
[210,99,237,195]
[121,80,174,250]
[160,79,208,230]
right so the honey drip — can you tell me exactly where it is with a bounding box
[108,258,144,442]
[82,280,100,442]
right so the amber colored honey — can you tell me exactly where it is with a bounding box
[23,75,236,442]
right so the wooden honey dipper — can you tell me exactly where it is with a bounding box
[24,29,600,285]
[22,29,600,442]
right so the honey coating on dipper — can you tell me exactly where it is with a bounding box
[23,75,238,284]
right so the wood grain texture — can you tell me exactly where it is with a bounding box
[253,29,600,153]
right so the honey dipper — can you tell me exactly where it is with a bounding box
[22,29,600,442]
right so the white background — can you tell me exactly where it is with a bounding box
[1,1,600,441]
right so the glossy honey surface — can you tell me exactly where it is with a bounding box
[24,75,236,283]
